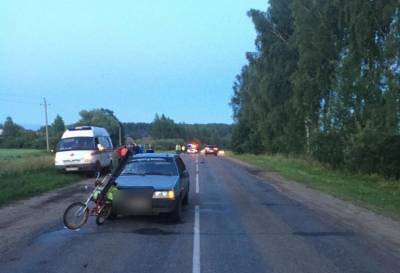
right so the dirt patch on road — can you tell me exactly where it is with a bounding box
[0,179,92,256]
[226,157,400,256]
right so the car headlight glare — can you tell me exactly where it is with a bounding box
[153,190,175,200]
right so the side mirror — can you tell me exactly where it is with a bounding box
[97,144,105,152]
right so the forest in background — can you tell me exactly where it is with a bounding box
[231,0,400,178]
[0,110,232,150]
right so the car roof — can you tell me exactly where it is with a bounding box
[132,152,178,159]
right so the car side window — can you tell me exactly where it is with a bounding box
[176,157,186,174]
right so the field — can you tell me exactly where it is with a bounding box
[0,149,81,206]
[228,153,400,219]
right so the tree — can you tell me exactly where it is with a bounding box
[51,115,65,135]
[151,114,181,139]
[49,115,66,148]
[231,0,400,177]
[2,117,20,138]
[75,108,123,146]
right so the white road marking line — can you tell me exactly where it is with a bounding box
[195,155,199,193]
[196,172,199,193]
[193,205,200,273]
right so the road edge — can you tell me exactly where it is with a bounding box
[225,156,400,255]
[0,178,92,257]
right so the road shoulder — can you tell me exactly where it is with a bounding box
[225,156,400,255]
[0,179,92,256]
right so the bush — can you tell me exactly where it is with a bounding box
[380,135,400,179]
[311,131,345,168]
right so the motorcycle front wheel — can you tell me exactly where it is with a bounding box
[63,202,89,230]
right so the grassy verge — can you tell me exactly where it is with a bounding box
[227,152,400,218]
[0,149,81,206]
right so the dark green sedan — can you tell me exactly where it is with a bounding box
[112,153,190,221]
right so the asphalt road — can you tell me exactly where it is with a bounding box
[1,154,399,273]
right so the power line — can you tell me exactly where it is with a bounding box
[0,98,41,105]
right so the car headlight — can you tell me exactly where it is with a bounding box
[152,190,175,200]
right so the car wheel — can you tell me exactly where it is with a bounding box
[169,198,182,222]
[182,191,189,206]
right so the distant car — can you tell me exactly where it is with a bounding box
[54,126,113,173]
[204,145,219,156]
[187,143,199,154]
[112,153,190,221]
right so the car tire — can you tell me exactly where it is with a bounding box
[169,198,182,222]
[182,191,189,206]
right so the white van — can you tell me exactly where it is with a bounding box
[55,126,114,173]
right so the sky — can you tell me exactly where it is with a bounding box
[0,0,267,128]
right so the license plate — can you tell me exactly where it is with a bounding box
[66,167,79,171]
[129,199,149,210]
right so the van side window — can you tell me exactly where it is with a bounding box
[106,137,113,149]
[99,137,110,149]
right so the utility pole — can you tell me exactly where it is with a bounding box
[42,98,50,152]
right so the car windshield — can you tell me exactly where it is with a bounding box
[120,158,178,176]
[56,137,95,151]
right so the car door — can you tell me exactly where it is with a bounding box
[102,137,113,166]
[96,137,108,167]
[175,157,189,196]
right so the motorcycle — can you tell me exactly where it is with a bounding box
[63,146,131,230]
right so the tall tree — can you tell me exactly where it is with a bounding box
[231,0,400,177]
[75,108,123,146]
[51,115,65,136]
[2,117,20,138]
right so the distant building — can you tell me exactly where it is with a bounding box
[0,129,3,136]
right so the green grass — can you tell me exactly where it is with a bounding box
[228,152,400,218]
[0,148,46,159]
[0,149,81,206]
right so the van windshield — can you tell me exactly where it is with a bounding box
[56,137,95,152]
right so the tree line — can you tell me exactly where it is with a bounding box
[231,0,400,178]
[124,114,232,148]
[0,110,232,150]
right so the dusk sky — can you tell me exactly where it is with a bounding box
[0,0,267,128]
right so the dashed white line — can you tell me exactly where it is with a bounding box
[195,155,199,193]
[196,173,199,193]
[192,205,200,273]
